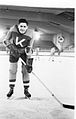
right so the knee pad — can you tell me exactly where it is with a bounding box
[25,65,33,73]
[21,63,30,81]
[9,62,18,74]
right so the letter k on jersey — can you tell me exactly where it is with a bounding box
[16,37,25,47]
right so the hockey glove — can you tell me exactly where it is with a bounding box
[7,44,20,58]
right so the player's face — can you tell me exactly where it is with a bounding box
[18,23,28,34]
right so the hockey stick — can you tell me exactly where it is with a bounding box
[21,58,75,110]
[20,34,75,110]
[32,71,75,110]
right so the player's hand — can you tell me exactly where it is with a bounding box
[25,46,33,56]
[7,44,19,57]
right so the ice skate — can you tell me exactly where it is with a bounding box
[7,88,14,98]
[24,88,31,99]
[7,85,14,98]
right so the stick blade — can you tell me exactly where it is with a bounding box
[63,104,75,110]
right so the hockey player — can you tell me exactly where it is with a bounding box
[3,18,34,98]
[48,41,59,61]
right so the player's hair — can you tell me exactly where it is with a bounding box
[18,18,28,25]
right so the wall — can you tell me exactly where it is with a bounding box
[33,32,74,51]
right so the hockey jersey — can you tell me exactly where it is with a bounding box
[4,25,33,49]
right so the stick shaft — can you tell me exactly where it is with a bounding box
[32,71,63,106]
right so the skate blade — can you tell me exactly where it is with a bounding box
[7,96,14,100]
[25,96,31,99]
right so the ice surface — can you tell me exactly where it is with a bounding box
[0,52,75,119]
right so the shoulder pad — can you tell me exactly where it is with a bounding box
[9,25,18,32]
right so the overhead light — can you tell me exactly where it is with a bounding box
[34,32,40,40]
